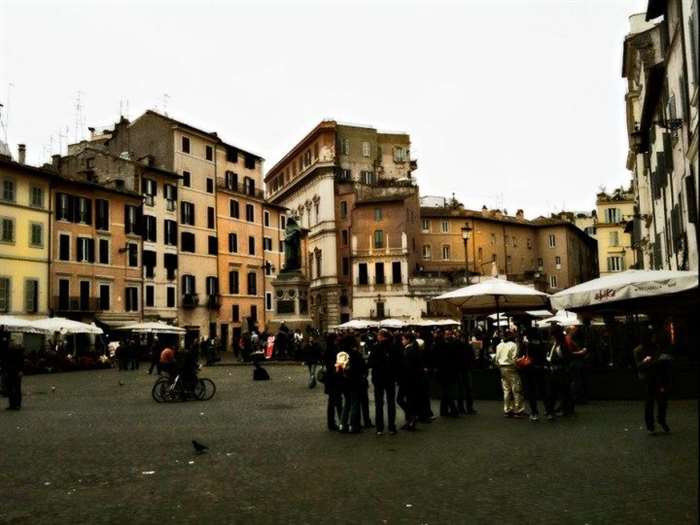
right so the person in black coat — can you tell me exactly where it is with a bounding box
[368,329,401,435]
[322,334,342,431]
[397,332,422,431]
[338,336,364,433]
[455,332,477,415]
[434,330,458,417]
[2,333,24,410]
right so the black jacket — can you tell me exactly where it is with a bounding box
[368,339,401,385]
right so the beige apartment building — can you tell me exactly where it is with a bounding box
[596,188,636,275]
[265,120,417,330]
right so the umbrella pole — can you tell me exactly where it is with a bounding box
[496,295,501,337]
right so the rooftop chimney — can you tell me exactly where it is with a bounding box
[516,209,524,219]
[18,144,26,164]
[52,154,61,170]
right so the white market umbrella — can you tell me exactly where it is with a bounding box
[31,317,104,335]
[434,319,461,326]
[434,278,549,334]
[526,310,553,318]
[336,319,379,330]
[537,310,581,328]
[550,270,698,312]
[378,318,406,329]
[118,321,186,334]
[0,315,48,334]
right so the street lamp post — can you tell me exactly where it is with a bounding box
[461,223,472,285]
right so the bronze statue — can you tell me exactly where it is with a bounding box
[283,217,302,272]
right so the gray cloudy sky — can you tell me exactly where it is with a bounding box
[1,0,647,218]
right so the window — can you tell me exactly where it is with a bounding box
[0,277,10,312]
[360,171,376,185]
[232,304,240,322]
[247,272,257,295]
[279,240,285,253]
[25,279,38,313]
[248,236,256,255]
[512,237,517,248]
[164,184,177,210]
[182,171,191,187]
[265,292,273,311]
[226,147,238,163]
[164,253,178,280]
[339,168,352,181]
[548,234,556,248]
[342,257,349,276]
[164,220,177,246]
[422,244,432,259]
[527,238,533,249]
[29,223,43,247]
[490,233,496,246]
[342,138,350,155]
[342,230,348,245]
[243,177,256,196]
[30,187,44,208]
[142,178,156,206]
[607,256,624,272]
[95,199,109,230]
[374,230,384,249]
[375,263,385,285]
[358,263,369,285]
[143,215,157,242]
[555,256,562,268]
[263,237,272,251]
[125,287,139,311]
[125,205,140,234]
[76,197,91,224]
[229,200,240,218]
[264,210,270,227]
[59,233,70,260]
[280,215,286,230]
[181,232,195,252]
[228,233,238,253]
[207,207,215,229]
[208,236,218,255]
[228,270,240,294]
[245,204,254,222]
[77,237,95,263]
[605,208,621,224]
[166,286,176,308]
[145,285,155,307]
[421,219,430,232]
[206,178,214,193]
[182,136,190,153]
[56,193,71,221]
[181,202,195,226]
[608,231,619,247]
[362,141,370,157]
[244,154,256,170]
[315,250,322,279]
[392,261,402,284]
[537,257,544,269]
[549,275,558,288]
[182,275,196,295]
[1,179,15,202]
[206,276,219,296]
[265,262,272,276]
[340,201,348,219]
[99,284,110,311]
[143,250,156,278]
[393,146,406,162]
[374,208,383,221]
[206,145,213,161]
[442,245,450,260]
[98,238,109,264]
[250,304,258,321]
[127,243,138,267]
[441,220,449,233]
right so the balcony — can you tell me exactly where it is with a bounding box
[206,294,222,309]
[54,296,99,313]
[216,178,265,199]
[182,293,199,308]
[369,309,390,320]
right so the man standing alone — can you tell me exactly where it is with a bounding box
[495,330,526,418]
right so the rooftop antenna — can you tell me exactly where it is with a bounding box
[162,93,170,116]
[74,90,85,143]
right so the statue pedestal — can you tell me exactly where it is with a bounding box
[268,270,312,333]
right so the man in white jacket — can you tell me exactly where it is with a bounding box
[495,330,526,418]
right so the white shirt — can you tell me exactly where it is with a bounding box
[495,341,518,367]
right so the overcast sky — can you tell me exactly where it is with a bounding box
[1,0,647,218]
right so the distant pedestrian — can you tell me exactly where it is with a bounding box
[147,337,161,375]
[368,329,400,435]
[338,336,363,433]
[322,334,342,431]
[456,332,477,415]
[495,330,526,418]
[397,333,422,431]
[2,336,24,411]
[633,327,671,434]
[545,329,574,419]
[303,336,321,388]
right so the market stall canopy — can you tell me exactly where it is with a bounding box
[550,270,698,313]
[0,315,48,334]
[536,310,581,328]
[336,319,379,330]
[31,317,104,335]
[118,321,186,334]
[433,278,550,313]
[378,318,407,329]
[409,318,460,327]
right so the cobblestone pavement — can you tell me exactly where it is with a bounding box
[1,365,697,525]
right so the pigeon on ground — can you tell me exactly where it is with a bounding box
[192,440,208,454]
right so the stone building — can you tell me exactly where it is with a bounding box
[622,2,699,271]
[595,188,636,275]
[264,120,416,330]
[0,148,55,319]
